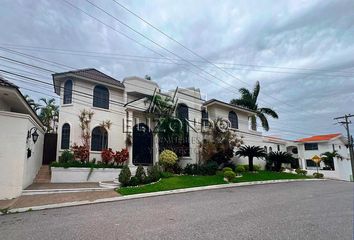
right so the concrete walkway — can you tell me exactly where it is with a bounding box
[0,190,119,210]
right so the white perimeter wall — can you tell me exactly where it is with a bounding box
[0,111,44,199]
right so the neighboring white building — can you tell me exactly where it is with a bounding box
[295,134,352,181]
[0,77,45,199]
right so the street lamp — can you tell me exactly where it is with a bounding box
[27,127,39,144]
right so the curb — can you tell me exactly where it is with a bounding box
[22,188,112,195]
[2,179,325,215]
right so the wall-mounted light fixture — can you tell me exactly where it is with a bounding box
[27,127,39,144]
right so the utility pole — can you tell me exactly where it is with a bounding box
[334,114,354,181]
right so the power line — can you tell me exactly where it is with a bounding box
[0,51,332,135]
[2,43,354,76]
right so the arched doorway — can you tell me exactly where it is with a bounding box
[133,123,153,165]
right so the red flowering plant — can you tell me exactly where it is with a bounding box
[113,148,129,165]
[101,148,114,164]
[71,144,89,163]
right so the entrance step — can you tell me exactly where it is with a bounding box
[34,165,51,183]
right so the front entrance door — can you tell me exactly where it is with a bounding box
[133,123,153,165]
[42,133,57,165]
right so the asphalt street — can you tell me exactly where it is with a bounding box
[0,180,353,240]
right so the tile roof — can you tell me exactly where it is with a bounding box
[296,133,342,142]
[0,76,18,88]
[52,68,124,88]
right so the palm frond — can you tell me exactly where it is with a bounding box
[257,112,269,131]
[252,81,260,103]
[260,107,279,119]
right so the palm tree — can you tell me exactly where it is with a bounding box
[321,151,342,170]
[266,151,297,172]
[24,94,41,112]
[235,145,267,171]
[39,98,59,133]
[230,81,278,131]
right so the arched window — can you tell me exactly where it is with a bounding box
[93,85,109,109]
[264,146,268,153]
[63,80,72,104]
[91,127,108,151]
[228,111,238,129]
[201,109,209,127]
[61,123,70,149]
[176,103,189,156]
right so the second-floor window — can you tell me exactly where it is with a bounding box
[228,111,238,129]
[93,85,109,109]
[201,109,208,127]
[304,143,318,151]
[63,80,72,104]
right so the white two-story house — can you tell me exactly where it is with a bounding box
[53,68,260,169]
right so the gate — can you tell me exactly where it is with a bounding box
[42,133,58,165]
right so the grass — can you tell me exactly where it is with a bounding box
[117,171,310,195]
[118,175,226,195]
[232,171,309,183]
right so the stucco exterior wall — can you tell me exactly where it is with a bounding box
[56,78,126,161]
[0,111,44,199]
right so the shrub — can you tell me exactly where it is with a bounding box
[313,172,324,178]
[222,167,233,173]
[241,164,261,171]
[222,161,236,171]
[59,150,74,163]
[147,165,162,182]
[113,148,129,165]
[135,165,146,183]
[118,166,131,187]
[295,168,307,176]
[101,148,114,164]
[183,162,218,176]
[224,170,236,182]
[216,170,224,176]
[161,171,174,178]
[128,176,140,186]
[159,150,178,171]
[201,161,218,175]
[71,144,89,162]
[235,165,245,174]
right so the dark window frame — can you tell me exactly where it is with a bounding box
[228,111,238,129]
[61,123,70,149]
[304,143,318,151]
[176,103,190,157]
[93,85,109,109]
[306,159,318,168]
[63,80,73,104]
[91,126,108,151]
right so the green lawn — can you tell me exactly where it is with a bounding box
[117,171,309,195]
[232,171,309,183]
[118,175,226,195]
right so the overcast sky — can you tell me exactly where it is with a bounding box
[1,0,354,140]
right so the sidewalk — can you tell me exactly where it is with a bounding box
[0,182,119,211]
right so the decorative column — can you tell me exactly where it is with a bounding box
[153,133,159,165]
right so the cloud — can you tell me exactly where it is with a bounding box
[1,0,354,139]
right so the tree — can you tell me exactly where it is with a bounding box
[230,81,278,131]
[321,151,342,170]
[266,151,297,172]
[39,98,59,133]
[24,94,41,112]
[235,145,267,171]
[200,117,243,165]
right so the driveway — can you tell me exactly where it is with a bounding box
[0,180,352,240]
